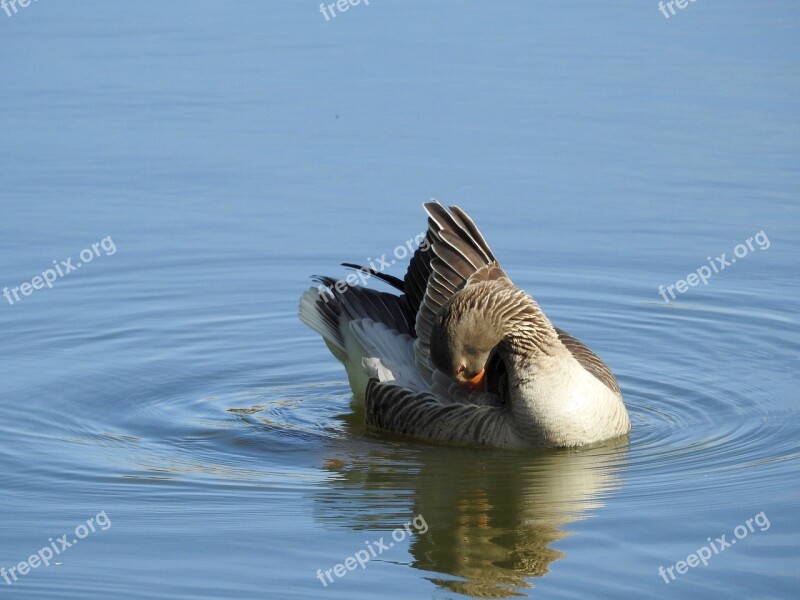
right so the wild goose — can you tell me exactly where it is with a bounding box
[299,202,630,448]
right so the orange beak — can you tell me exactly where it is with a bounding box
[459,369,486,393]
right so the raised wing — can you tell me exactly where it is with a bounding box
[409,202,510,381]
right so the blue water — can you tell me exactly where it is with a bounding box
[1,1,799,598]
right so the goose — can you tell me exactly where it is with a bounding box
[298,202,630,448]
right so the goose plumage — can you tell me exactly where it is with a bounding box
[299,202,630,448]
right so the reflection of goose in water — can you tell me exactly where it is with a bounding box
[314,429,628,597]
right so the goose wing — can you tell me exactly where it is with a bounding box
[408,202,511,381]
[554,327,621,395]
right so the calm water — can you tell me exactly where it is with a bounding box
[1,1,798,598]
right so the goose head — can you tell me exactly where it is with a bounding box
[429,280,542,394]
[430,304,500,392]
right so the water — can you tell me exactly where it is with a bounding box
[1,1,798,598]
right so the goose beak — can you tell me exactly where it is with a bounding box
[459,369,486,393]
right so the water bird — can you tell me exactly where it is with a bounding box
[299,202,630,448]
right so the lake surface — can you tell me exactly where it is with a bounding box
[1,1,798,598]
